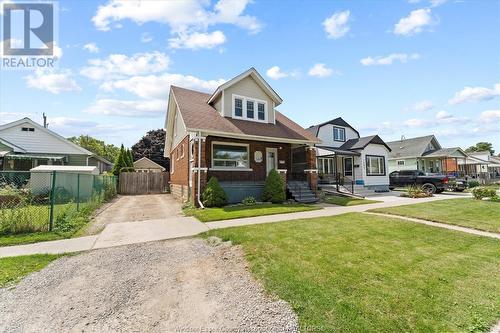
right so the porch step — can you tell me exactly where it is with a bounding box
[287,181,318,203]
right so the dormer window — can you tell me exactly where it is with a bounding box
[232,94,267,122]
[21,127,35,132]
[333,127,345,142]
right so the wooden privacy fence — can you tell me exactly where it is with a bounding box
[119,172,170,195]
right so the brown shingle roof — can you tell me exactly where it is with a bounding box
[171,86,318,143]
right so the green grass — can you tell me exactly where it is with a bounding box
[0,254,64,288]
[323,195,381,206]
[205,213,500,332]
[370,198,500,233]
[184,203,321,222]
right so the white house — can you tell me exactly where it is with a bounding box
[306,117,391,195]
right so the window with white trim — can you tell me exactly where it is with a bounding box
[366,155,386,176]
[232,95,267,122]
[333,127,346,142]
[397,160,405,166]
[212,143,249,169]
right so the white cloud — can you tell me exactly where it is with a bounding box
[430,0,447,7]
[24,69,81,94]
[169,30,226,50]
[479,110,500,123]
[394,8,433,36]
[84,99,167,117]
[92,0,260,49]
[410,100,434,112]
[449,84,500,104]
[404,118,434,127]
[141,32,153,43]
[83,43,99,53]
[323,10,350,39]
[101,73,225,99]
[266,66,289,80]
[361,53,420,66]
[435,110,452,119]
[80,52,170,81]
[308,63,337,78]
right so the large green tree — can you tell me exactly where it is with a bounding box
[131,129,169,170]
[68,135,120,162]
[465,142,495,155]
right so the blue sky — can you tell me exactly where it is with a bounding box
[1,0,499,151]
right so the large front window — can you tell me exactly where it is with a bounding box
[212,143,249,169]
[366,155,385,176]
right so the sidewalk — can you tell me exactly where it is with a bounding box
[0,193,480,258]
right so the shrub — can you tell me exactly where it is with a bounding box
[401,185,432,198]
[202,177,228,207]
[262,169,285,204]
[242,196,257,206]
[471,187,497,200]
[467,180,480,188]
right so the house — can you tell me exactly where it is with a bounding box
[0,118,112,172]
[306,118,392,195]
[386,135,468,176]
[459,151,500,182]
[133,157,166,172]
[163,68,320,205]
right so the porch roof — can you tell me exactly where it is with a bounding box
[316,146,360,157]
[5,153,66,160]
[422,147,467,158]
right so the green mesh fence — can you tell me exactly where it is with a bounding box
[0,171,117,235]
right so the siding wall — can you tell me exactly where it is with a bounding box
[360,144,390,186]
[67,154,89,166]
[172,105,187,150]
[317,124,359,148]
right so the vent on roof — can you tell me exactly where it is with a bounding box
[21,127,35,132]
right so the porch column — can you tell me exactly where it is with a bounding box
[305,146,318,193]
[191,136,207,207]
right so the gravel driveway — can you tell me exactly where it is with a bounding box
[0,238,298,333]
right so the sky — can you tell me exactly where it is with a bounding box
[1,0,499,151]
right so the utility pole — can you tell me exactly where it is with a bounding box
[43,113,49,128]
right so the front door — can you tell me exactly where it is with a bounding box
[266,148,278,174]
[343,157,353,177]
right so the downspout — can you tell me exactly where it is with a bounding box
[197,131,205,208]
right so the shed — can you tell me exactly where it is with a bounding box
[30,165,99,198]
[133,157,166,172]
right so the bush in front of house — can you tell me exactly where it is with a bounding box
[202,177,228,207]
[467,180,480,188]
[471,187,497,200]
[262,169,286,204]
[242,196,257,206]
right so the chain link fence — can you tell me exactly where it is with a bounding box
[0,171,117,236]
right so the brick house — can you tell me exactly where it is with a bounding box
[163,68,320,206]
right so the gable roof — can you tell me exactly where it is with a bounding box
[340,135,392,152]
[207,67,283,106]
[170,86,318,144]
[0,137,26,153]
[0,118,93,155]
[386,135,441,159]
[306,117,360,137]
[422,147,467,158]
[133,157,166,171]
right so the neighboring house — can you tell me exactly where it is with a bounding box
[0,118,112,172]
[459,151,500,182]
[306,118,392,194]
[386,135,468,175]
[164,68,320,205]
[88,154,113,174]
[133,157,166,172]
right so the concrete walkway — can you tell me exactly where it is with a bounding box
[0,193,489,258]
[365,212,500,240]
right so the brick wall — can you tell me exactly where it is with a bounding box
[205,136,291,183]
[169,135,190,186]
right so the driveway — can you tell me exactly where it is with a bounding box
[0,238,298,333]
[85,194,183,235]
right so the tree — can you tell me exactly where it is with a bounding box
[262,169,286,203]
[124,149,133,168]
[68,135,120,162]
[131,129,169,170]
[465,142,495,155]
[202,177,228,207]
[112,144,127,176]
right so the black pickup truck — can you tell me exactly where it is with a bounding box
[389,170,450,194]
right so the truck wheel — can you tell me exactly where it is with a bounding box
[422,183,437,194]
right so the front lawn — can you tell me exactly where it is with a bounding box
[0,254,64,288]
[323,195,381,206]
[205,213,500,332]
[184,203,321,222]
[370,198,500,233]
